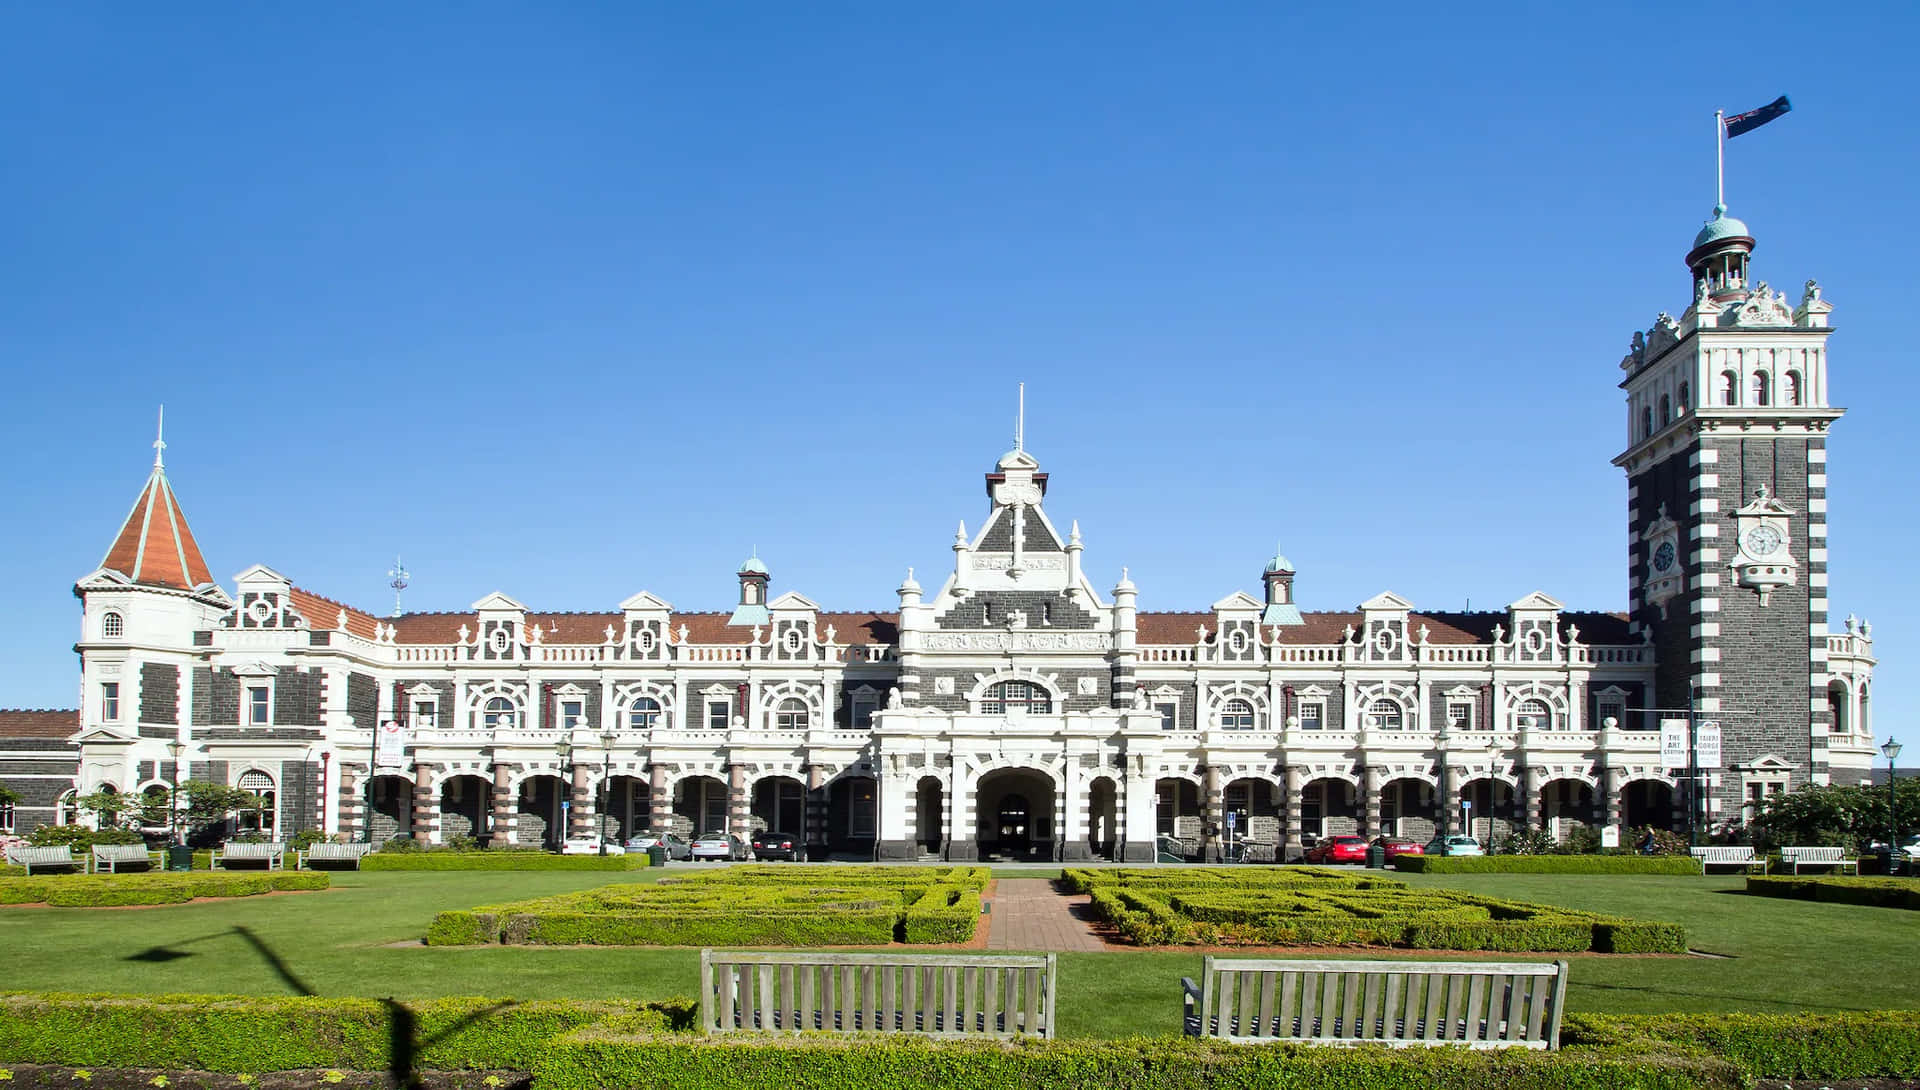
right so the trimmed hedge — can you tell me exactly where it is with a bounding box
[0,871,328,907]
[0,993,695,1073]
[364,852,649,872]
[1395,855,1702,875]
[1745,874,1920,910]
[533,1031,1741,1090]
[1567,1011,1920,1079]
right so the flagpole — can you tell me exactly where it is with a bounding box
[1715,110,1725,207]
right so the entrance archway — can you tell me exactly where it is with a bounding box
[1541,779,1599,842]
[825,775,877,858]
[1460,778,1518,846]
[1380,778,1439,842]
[368,775,413,843]
[674,775,729,839]
[517,775,568,849]
[914,777,944,856]
[1223,778,1279,859]
[975,768,1057,862]
[1623,779,1677,831]
[603,775,647,842]
[438,775,491,844]
[752,776,806,837]
[1086,777,1118,860]
[1302,778,1359,840]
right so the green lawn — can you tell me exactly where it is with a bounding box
[1,867,1914,1040]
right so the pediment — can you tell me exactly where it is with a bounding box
[232,661,277,679]
[1211,590,1264,612]
[619,590,673,612]
[1444,684,1480,698]
[1509,591,1564,612]
[1296,684,1331,698]
[74,568,134,589]
[232,564,290,586]
[73,727,133,745]
[1360,591,1415,612]
[471,591,526,613]
[769,590,820,612]
[1745,753,1798,771]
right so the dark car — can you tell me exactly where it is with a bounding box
[750,829,801,861]
[1302,835,1368,865]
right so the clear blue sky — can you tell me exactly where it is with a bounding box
[2,6,1913,751]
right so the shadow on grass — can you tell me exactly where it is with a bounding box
[126,924,518,1088]
[1576,980,1875,1012]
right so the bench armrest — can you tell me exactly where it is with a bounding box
[1180,976,1201,1001]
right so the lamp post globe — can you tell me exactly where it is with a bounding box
[1883,738,1903,872]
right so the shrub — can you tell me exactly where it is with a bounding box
[0,871,328,907]
[1744,875,1920,910]
[1566,1011,1920,1079]
[25,825,144,850]
[1497,826,1559,856]
[534,1031,1742,1090]
[1394,855,1701,875]
[287,828,329,851]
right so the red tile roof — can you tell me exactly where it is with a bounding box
[0,709,79,739]
[290,587,382,640]
[99,466,213,590]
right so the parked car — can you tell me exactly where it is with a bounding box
[559,837,625,856]
[624,831,691,860]
[689,833,750,861]
[1372,836,1425,860]
[1424,834,1485,857]
[750,829,801,861]
[1302,835,1368,865]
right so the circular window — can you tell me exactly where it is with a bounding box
[1375,629,1397,654]
[636,630,655,652]
[784,629,803,652]
[1228,629,1248,653]
[1525,630,1547,654]
[248,599,274,622]
[489,629,511,652]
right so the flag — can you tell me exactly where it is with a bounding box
[1724,96,1792,138]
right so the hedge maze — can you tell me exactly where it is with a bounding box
[1066,868,1687,953]
[0,871,329,907]
[427,865,988,947]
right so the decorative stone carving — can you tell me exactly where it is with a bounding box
[923,632,1112,652]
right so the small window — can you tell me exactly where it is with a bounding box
[101,682,120,722]
[774,698,809,731]
[851,694,877,731]
[783,628,803,652]
[707,700,731,730]
[412,699,437,728]
[56,790,79,826]
[489,628,511,653]
[629,697,663,731]
[236,771,276,835]
[1659,394,1671,424]
[248,686,271,725]
[1298,702,1323,730]
[1156,702,1178,731]
[1217,699,1255,730]
[1751,371,1771,406]
[482,697,516,730]
[1447,702,1474,730]
[1785,370,1803,406]
[1678,382,1690,410]
[982,681,1051,715]
[1598,701,1625,728]
[1721,370,1738,406]
[1639,407,1652,439]
[102,612,124,639]
[1515,699,1552,730]
[559,700,584,731]
[636,629,655,652]
[1368,699,1403,730]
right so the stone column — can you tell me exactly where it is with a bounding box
[947,765,979,862]
[1202,765,1224,862]
[411,762,436,843]
[1361,765,1383,838]
[1121,765,1157,862]
[565,763,588,839]
[649,763,671,835]
[1437,760,1458,835]
[804,764,828,860]
[337,762,365,842]
[1523,766,1545,832]
[1281,765,1305,861]
[1603,766,1624,829]
[491,762,514,844]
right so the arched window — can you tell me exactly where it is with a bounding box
[774,698,809,730]
[982,681,1051,714]
[236,771,276,835]
[1217,699,1255,730]
[1639,407,1652,439]
[1368,699,1403,730]
[1785,370,1803,406]
[102,612,124,639]
[1678,382,1690,411]
[1721,371,1738,405]
[55,790,79,826]
[1659,394,1671,424]
[1515,699,1553,730]
[628,697,663,731]
[1751,371,1771,406]
[482,697,517,730]
[141,784,170,830]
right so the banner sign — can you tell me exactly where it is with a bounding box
[1695,721,1722,768]
[375,720,410,767]
[1660,719,1690,769]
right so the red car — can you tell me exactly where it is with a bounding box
[1303,835,1368,864]
[1373,836,1425,860]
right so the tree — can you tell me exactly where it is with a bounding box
[0,784,18,806]
[1748,780,1920,852]
[74,780,265,843]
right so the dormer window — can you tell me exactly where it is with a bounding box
[850,691,878,730]
[783,628,803,653]
[102,612,124,639]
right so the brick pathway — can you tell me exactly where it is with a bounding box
[985,878,1109,952]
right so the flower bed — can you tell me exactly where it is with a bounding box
[1068,867,1685,952]
[0,872,328,907]
[427,865,988,946]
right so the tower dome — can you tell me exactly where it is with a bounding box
[1686,204,1756,301]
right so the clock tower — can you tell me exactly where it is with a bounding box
[1615,204,1844,829]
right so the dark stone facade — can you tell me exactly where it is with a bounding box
[192,667,238,726]
[346,672,378,729]
[274,667,322,726]
[935,591,1097,631]
[139,663,179,725]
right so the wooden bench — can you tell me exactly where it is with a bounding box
[1181,957,1569,1049]
[212,842,286,870]
[297,842,374,869]
[699,950,1056,1038]
[89,844,160,873]
[1778,846,1858,875]
[1690,846,1765,874]
[3,845,82,876]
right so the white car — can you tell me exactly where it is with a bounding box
[689,833,749,861]
[559,838,625,856]
[1423,834,1485,857]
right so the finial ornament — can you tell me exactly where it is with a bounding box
[1014,381,1025,453]
[153,405,167,469]
[387,556,410,618]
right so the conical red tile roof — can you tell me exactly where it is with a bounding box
[100,462,214,591]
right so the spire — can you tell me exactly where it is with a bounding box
[1014,382,1025,453]
[152,405,166,469]
[100,415,214,590]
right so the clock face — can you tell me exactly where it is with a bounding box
[1652,541,1676,573]
[1744,525,1784,557]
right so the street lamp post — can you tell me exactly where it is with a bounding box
[598,728,617,856]
[1883,737,1904,873]
[554,737,574,852]
[166,739,185,847]
[1485,740,1501,854]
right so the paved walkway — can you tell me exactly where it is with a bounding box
[985,878,1108,952]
